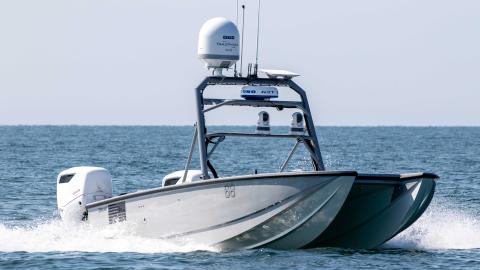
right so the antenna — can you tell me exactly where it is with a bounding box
[233,0,239,77]
[239,5,246,77]
[254,0,261,77]
[236,0,239,26]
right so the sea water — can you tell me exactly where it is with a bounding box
[1,126,479,269]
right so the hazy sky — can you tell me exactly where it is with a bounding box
[0,0,479,125]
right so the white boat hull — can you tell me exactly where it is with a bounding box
[86,171,356,250]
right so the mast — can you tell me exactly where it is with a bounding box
[239,5,246,77]
[234,0,239,77]
[254,0,261,76]
[195,78,210,179]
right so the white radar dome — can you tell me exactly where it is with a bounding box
[198,17,240,70]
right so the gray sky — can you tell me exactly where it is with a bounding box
[1,0,479,125]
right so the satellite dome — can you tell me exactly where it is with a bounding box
[198,17,240,70]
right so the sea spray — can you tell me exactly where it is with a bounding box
[387,202,480,250]
[0,219,216,253]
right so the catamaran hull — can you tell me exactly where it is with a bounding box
[86,171,356,251]
[306,173,437,249]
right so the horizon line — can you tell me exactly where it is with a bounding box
[1,124,479,128]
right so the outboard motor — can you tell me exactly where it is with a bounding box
[56,167,112,223]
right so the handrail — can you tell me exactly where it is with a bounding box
[181,124,198,183]
[203,98,307,114]
[206,132,312,140]
[280,140,301,172]
[205,76,291,87]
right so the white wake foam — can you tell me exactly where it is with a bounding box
[0,219,216,253]
[2,202,479,253]
[386,203,480,250]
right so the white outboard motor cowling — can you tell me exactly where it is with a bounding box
[56,167,112,223]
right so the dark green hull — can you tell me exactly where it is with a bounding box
[305,173,438,249]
